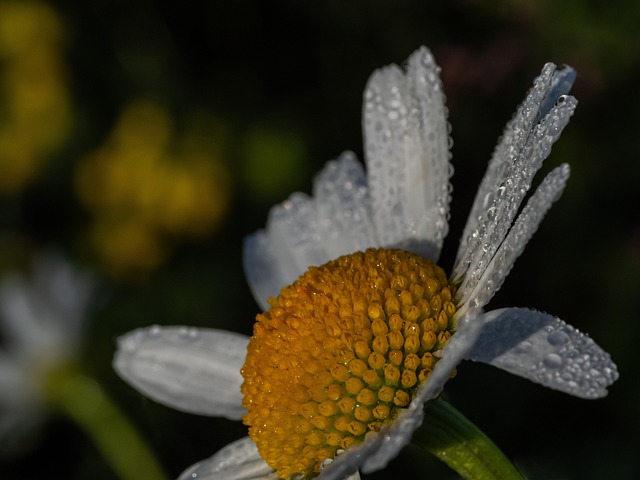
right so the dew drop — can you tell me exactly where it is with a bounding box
[543,353,563,369]
[547,330,570,346]
[179,327,199,341]
[516,340,532,353]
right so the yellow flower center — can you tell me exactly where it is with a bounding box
[241,248,458,478]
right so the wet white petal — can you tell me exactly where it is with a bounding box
[114,326,248,419]
[363,46,451,262]
[177,437,277,480]
[468,308,618,398]
[266,192,328,280]
[243,154,379,310]
[459,163,571,313]
[312,152,377,258]
[453,64,576,284]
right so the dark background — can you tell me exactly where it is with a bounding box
[1,0,638,478]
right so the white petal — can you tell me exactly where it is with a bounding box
[243,154,378,310]
[363,46,451,262]
[453,64,576,284]
[243,232,288,311]
[467,308,618,398]
[177,437,277,480]
[312,152,377,258]
[459,164,570,313]
[113,326,248,419]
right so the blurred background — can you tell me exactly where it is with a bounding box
[0,0,638,479]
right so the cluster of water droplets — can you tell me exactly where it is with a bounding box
[468,308,618,398]
[452,62,577,313]
[363,46,452,263]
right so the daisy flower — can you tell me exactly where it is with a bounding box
[113,46,618,480]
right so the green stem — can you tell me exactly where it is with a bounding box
[47,365,167,480]
[412,397,524,480]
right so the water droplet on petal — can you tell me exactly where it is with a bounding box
[547,330,570,346]
[543,353,563,369]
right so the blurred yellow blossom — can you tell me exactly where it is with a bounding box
[0,1,72,193]
[75,99,231,278]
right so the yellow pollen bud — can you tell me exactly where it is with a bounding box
[338,397,356,414]
[386,298,401,316]
[354,405,373,422]
[394,390,411,407]
[388,331,405,350]
[354,340,371,359]
[345,377,364,395]
[389,349,403,366]
[372,319,389,336]
[356,388,376,406]
[388,313,403,331]
[241,248,457,478]
[384,365,401,385]
[362,369,381,387]
[330,364,350,382]
[368,352,386,370]
[372,404,391,420]
[348,421,367,436]
[377,385,395,403]
[318,400,339,417]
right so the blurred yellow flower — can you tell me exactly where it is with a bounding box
[0,1,71,193]
[75,99,231,278]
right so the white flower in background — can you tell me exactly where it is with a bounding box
[114,47,618,480]
[0,254,93,448]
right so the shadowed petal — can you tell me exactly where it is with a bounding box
[177,437,277,480]
[114,326,248,419]
[243,153,377,310]
[312,152,377,259]
[468,308,618,398]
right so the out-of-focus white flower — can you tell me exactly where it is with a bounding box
[114,47,618,480]
[0,254,93,448]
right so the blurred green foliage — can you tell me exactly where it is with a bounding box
[0,0,638,479]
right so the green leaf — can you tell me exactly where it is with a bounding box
[412,397,524,480]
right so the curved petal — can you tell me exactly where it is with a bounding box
[114,326,248,419]
[453,63,577,285]
[243,232,287,312]
[177,437,277,480]
[467,308,618,398]
[243,153,377,310]
[458,163,570,314]
[363,46,451,262]
[312,152,377,259]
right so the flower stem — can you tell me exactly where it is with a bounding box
[47,366,167,480]
[412,397,524,480]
